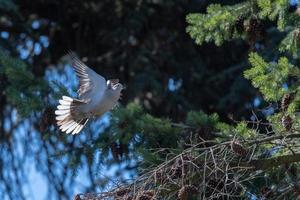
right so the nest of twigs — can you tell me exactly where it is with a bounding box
[76,138,256,200]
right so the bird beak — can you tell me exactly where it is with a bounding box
[122,85,127,90]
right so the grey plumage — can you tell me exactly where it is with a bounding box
[55,53,124,134]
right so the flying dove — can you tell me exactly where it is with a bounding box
[55,53,124,134]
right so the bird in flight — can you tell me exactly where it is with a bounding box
[55,53,124,134]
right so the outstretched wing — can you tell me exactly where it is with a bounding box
[69,52,107,101]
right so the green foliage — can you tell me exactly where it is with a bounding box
[257,0,289,31]
[244,52,298,101]
[113,103,180,149]
[111,102,144,141]
[257,0,272,18]
[93,102,181,167]
[186,0,300,59]
[0,50,47,116]
[287,92,300,114]
[185,111,256,139]
[186,110,219,127]
[234,122,256,139]
[186,2,250,46]
[279,28,300,57]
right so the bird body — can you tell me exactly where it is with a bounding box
[91,88,122,116]
[55,53,124,134]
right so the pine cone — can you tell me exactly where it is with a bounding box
[154,170,165,183]
[116,196,133,200]
[110,141,128,161]
[249,18,259,31]
[110,142,120,161]
[178,187,187,200]
[74,194,81,200]
[144,190,155,197]
[115,188,131,197]
[178,187,188,200]
[178,185,198,200]
[39,107,55,132]
[245,17,266,43]
[296,7,300,16]
[294,28,300,40]
[137,194,153,200]
[136,190,155,200]
[281,115,293,131]
[281,93,295,111]
[170,163,182,179]
[231,140,248,157]
[119,142,128,156]
[170,155,192,178]
[235,16,245,33]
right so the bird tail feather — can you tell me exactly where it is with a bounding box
[55,96,89,134]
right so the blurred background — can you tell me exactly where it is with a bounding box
[0,0,262,199]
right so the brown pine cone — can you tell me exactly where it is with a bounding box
[110,142,120,161]
[245,17,266,43]
[235,16,245,33]
[39,107,55,132]
[170,155,193,178]
[154,170,165,183]
[170,163,182,179]
[136,190,155,200]
[74,194,81,200]
[178,187,188,200]
[281,115,293,131]
[281,93,295,111]
[231,140,248,157]
[178,185,198,200]
[296,7,300,16]
[115,188,131,197]
[295,28,300,40]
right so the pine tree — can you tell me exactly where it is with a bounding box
[3,0,300,199]
[77,0,300,199]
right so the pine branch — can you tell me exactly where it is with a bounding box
[248,153,300,170]
[247,133,300,145]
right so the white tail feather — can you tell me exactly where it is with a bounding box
[57,105,70,110]
[56,114,69,121]
[60,120,74,131]
[72,125,83,135]
[55,109,69,115]
[73,125,81,135]
[71,119,85,135]
[62,121,76,132]
[55,96,88,134]
[66,123,77,134]
[62,96,73,101]
[73,119,89,134]
[59,99,72,105]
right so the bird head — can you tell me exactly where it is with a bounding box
[112,83,125,92]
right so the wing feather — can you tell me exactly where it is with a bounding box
[69,52,107,100]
